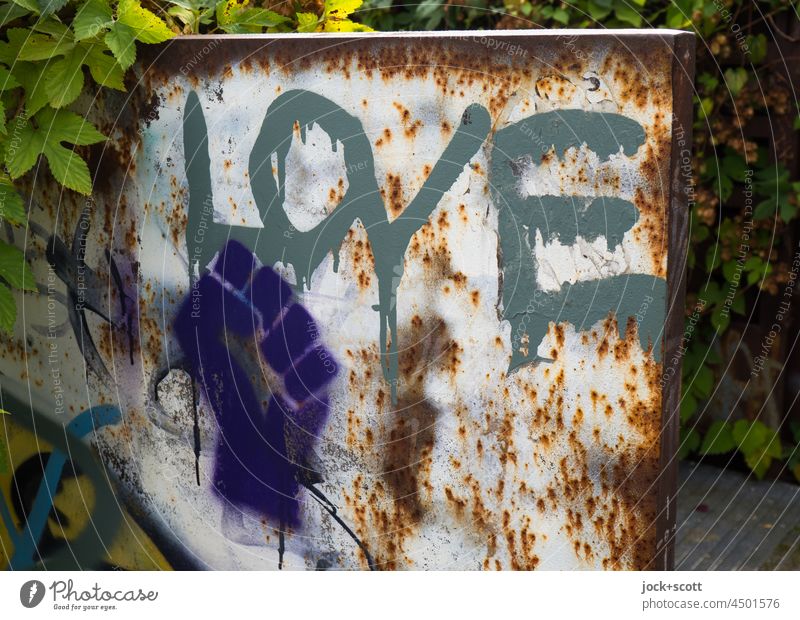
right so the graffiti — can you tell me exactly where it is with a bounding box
[491,110,666,371]
[184,90,492,403]
[28,206,133,383]
[184,91,666,380]
[0,399,122,569]
[174,239,374,568]
[0,34,691,570]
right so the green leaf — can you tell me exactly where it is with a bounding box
[744,256,763,272]
[551,7,569,24]
[614,4,642,27]
[691,223,709,243]
[216,0,240,26]
[42,140,93,193]
[234,8,288,27]
[722,257,739,281]
[44,46,86,108]
[586,1,612,20]
[198,5,215,25]
[0,65,21,90]
[118,0,175,44]
[105,21,137,69]
[296,11,318,32]
[37,107,106,145]
[678,427,700,459]
[680,392,697,423]
[697,72,719,92]
[0,239,35,290]
[10,61,50,115]
[724,67,748,97]
[7,0,38,14]
[168,0,211,10]
[710,304,729,332]
[732,419,768,456]
[753,198,773,221]
[0,173,25,224]
[700,280,722,304]
[31,17,69,37]
[4,109,104,194]
[692,363,714,398]
[214,1,288,32]
[324,0,362,19]
[665,4,690,28]
[1,2,32,25]
[37,0,68,16]
[746,258,767,286]
[74,0,114,41]
[704,246,721,271]
[84,42,125,90]
[0,98,8,134]
[699,96,713,118]
[15,31,74,61]
[700,420,736,455]
[0,281,15,333]
[167,5,195,25]
[745,450,771,479]
[4,117,43,178]
[747,33,767,64]
[721,151,746,180]
[321,16,372,32]
[765,430,782,459]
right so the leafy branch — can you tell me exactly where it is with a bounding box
[0,0,371,333]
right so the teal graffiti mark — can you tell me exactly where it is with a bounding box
[184,92,665,385]
[2,400,122,570]
[490,110,665,371]
[184,90,491,402]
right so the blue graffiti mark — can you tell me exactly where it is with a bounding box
[6,405,121,569]
[174,239,338,528]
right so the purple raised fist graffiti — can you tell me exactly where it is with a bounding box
[174,240,337,528]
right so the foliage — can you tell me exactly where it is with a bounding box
[162,0,372,34]
[0,0,371,332]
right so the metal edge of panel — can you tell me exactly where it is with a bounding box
[167,28,693,39]
[137,29,694,71]
[655,30,696,571]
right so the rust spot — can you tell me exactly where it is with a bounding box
[384,172,404,216]
[451,271,467,287]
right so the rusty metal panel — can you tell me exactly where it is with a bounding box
[0,31,694,570]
